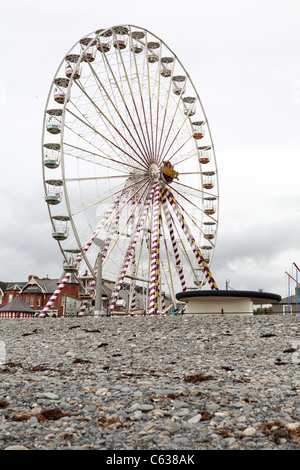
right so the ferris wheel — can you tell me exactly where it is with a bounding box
[41,24,219,317]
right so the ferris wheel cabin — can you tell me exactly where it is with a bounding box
[52,215,70,241]
[65,54,82,79]
[63,249,81,273]
[204,222,216,240]
[202,171,215,190]
[192,121,205,140]
[183,97,196,116]
[53,77,70,104]
[204,197,217,215]
[45,179,63,205]
[201,245,213,264]
[113,26,129,50]
[161,57,174,77]
[198,146,211,164]
[43,143,60,169]
[148,42,160,63]
[172,75,186,95]
[80,37,97,62]
[46,109,63,135]
[96,28,113,53]
[130,30,145,54]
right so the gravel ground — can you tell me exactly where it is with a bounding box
[0,314,299,451]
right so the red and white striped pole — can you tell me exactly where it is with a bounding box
[164,187,218,290]
[149,183,162,315]
[161,189,186,292]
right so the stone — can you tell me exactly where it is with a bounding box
[187,414,202,424]
[242,427,257,437]
[37,392,59,400]
[139,404,154,412]
[4,445,29,450]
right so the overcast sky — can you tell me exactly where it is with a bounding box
[0,0,299,299]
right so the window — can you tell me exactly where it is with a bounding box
[30,296,34,307]
[25,296,29,305]
[37,296,41,307]
[283,304,292,314]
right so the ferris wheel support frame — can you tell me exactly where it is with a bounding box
[164,187,218,290]
[161,191,187,292]
[108,184,156,314]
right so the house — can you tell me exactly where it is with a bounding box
[0,274,80,317]
[272,287,300,315]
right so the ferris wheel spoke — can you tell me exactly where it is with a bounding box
[63,92,133,167]
[145,36,155,161]
[64,174,133,183]
[129,37,155,163]
[101,45,153,166]
[164,186,210,242]
[70,176,150,217]
[63,142,146,175]
[161,192,186,292]
[108,183,156,314]
[73,77,150,169]
[62,120,128,171]
[160,231,177,307]
[77,201,123,317]
[173,149,201,167]
[156,79,187,164]
[171,178,218,199]
[160,133,193,168]
[169,207,201,276]
[166,181,218,226]
[110,41,153,164]
[156,58,176,161]
[102,179,151,266]
[164,198,199,289]
[86,59,149,162]
[63,109,133,169]
[66,108,148,172]
[164,187,218,290]
[73,185,135,281]
[152,44,163,165]
[132,229,147,308]
[126,30,156,164]
[163,205,199,287]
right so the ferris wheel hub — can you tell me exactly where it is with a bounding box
[149,163,160,182]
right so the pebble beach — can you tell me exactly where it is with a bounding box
[0,314,299,451]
